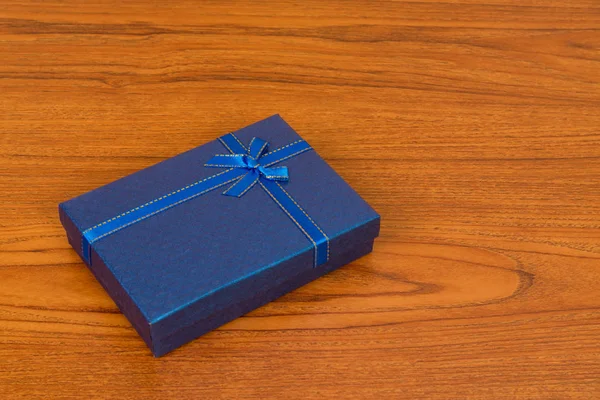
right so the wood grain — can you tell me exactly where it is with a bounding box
[1,1,599,398]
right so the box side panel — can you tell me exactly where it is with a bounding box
[59,203,85,261]
[59,203,153,352]
[150,216,380,354]
[152,238,376,356]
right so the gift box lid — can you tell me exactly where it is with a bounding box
[59,115,380,356]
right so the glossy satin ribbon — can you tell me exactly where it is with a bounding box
[82,133,329,267]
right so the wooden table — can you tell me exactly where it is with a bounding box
[2,1,599,398]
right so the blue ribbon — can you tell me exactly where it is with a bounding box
[82,133,329,268]
[206,137,290,197]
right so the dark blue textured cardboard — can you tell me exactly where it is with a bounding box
[59,115,380,356]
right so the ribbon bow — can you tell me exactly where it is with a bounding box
[205,137,289,197]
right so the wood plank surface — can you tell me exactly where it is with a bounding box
[1,1,599,398]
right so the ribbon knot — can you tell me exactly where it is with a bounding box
[245,156,259,169]
[205,137,289,197]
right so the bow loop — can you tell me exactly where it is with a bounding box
[249,137,269,160]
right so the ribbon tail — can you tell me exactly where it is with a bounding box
[223,171,259,197]
[258,166,289,181]
[259,179,329,267]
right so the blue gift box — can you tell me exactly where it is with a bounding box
[59,115,380,356]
